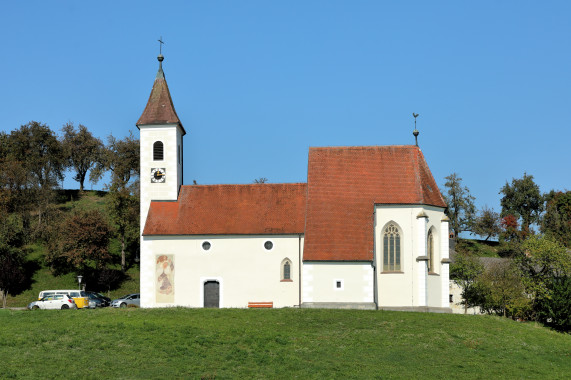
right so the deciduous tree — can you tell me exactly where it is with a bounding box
[443,173,476,239]
[61,122,103,191]
[2,122,65,237]
[451,252,484,314]
[477,260,531,318]
[46,209,113,273]
[0,245,26,308]
[93,133,140,271]
[500,173,544,234]
[542,190,571,248]
[473,206,501,241]
[518,235,571,303]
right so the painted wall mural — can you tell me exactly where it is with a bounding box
[156,255,174,303]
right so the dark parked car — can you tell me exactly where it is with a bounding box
[86,291,111,307]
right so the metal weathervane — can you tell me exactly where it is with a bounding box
[412,113,420,146]
[158,36,165,55]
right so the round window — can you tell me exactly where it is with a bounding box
[264,241,273,250]
[202,241,211,251]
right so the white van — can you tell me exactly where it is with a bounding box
[38,290,89,309]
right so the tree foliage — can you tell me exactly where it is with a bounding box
[542,190,571,248]
[46,209,113,273]
[0,122,65,238]
[472,206,501,241]
[450,252,484,313]
[476,260,531,318]
[0,244,26,308]
[500,214,522,243]
[534,276,571,332]
[61,122,103,191]
[517,235,571,303]
[93,133,140,272]
[500,173,544,234]
[443,173,476,239]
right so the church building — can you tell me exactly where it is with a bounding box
[138,54,451,312]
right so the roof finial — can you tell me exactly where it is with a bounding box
[157,36,165,66]
[412,112,419,147]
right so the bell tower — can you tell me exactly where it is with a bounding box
[137,53,186,236]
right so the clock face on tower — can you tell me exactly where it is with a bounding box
[151,168,166,183]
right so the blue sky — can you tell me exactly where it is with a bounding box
[2,1,570,218]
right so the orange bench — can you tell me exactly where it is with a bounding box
[248,302,273,308]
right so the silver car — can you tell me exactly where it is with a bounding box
[110,293,140,308]
[28,294,78,310]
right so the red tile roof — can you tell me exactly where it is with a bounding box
[136,64,186,135]
[143,183,307,235]
[303,145,446,261]
[143,145,446,262]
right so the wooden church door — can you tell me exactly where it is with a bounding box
[204,281,220,308]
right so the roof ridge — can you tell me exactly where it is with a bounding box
[309,145,419,151]
[182,182,307,188]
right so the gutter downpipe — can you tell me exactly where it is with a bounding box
[298,234,302,308]
[372,208,379,310]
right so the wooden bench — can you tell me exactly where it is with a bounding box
[248,302,273,308]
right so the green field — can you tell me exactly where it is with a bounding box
[0,308,569,379]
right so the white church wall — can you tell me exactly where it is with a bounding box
[141,234,303,308]
[375,205,446,307]
[302,262,373,303]
[427,274,442,307]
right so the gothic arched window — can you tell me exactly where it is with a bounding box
[383,222,402,272]
[281,258,292,281]
[428,229,436,273]
[153,141,164,161]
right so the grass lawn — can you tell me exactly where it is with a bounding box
[0,308,569,379]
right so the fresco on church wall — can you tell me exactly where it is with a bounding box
[156,255,174,303]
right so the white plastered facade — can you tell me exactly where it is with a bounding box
[139,123,184,308]
[141,235,302,308]
[374,205,449,308]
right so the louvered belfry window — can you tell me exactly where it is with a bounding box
[383,223,401,272]
[153,141,164,161]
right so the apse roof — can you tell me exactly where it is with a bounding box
[302,145,446,261]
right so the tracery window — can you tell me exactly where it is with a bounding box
[281,258,292,281]
[153,141,164,161]
[428,229,435,273]
[383,223,401,272]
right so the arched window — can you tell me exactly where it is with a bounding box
[383,222,401,272]
[153,141,164,161]
[428,228,436,273]
[281,258,292,281]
